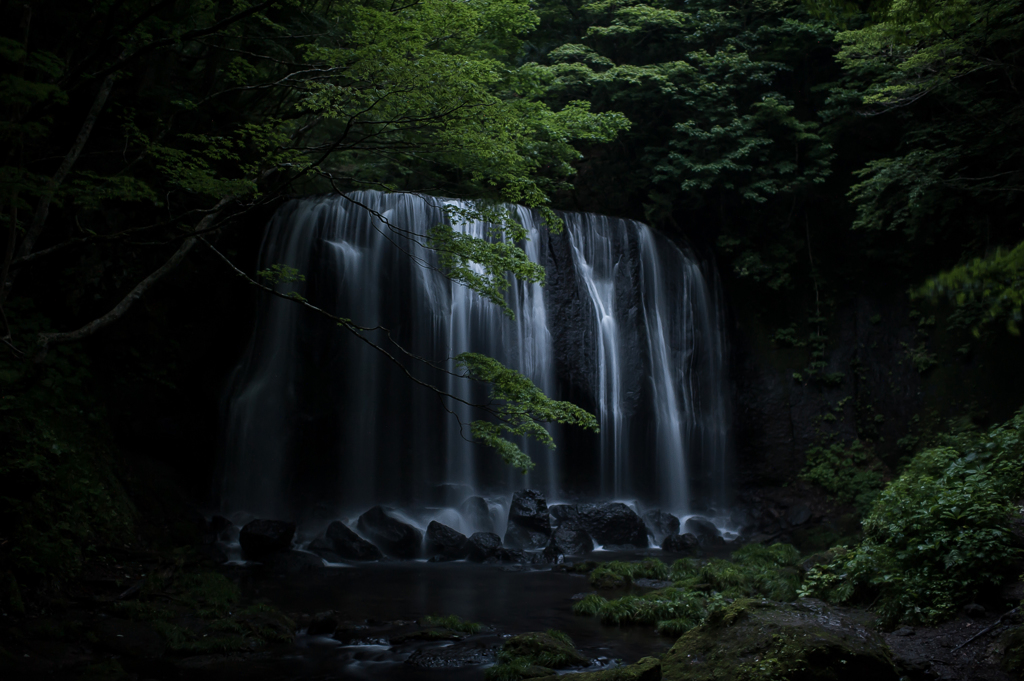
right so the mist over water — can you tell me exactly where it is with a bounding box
[220,192,730,520]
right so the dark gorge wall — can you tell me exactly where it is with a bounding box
[728,288,1024,495]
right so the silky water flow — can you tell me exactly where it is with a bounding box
[219,191,730,528]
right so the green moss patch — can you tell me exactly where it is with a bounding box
[574,546,806,635]
[486,630,589,680]
[661,598,898,681]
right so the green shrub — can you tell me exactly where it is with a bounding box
[572,593,607,616]
[588,558,668,589]
[699,559,747,594]
[575,585,714,634]
[800,438,886,515]
[801,409,1024,626]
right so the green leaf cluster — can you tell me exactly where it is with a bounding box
[800,438,887,515]
[918,241,1024,336]
[456,352,598,472]
[801,408,1024,626]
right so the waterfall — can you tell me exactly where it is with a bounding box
[220,191,729,519]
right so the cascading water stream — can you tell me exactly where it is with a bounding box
[220,191,729,520]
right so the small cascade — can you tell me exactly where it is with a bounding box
[220,191,729,519]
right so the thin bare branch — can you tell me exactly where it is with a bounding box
[34,197,233,356]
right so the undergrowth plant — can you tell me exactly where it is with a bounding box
[801,409,1024,626]
[574,547,804,635]
[800,438,886,515]
[421,614,482,634]
[112,570,294,652]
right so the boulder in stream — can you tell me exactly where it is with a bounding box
[504,489,552,550]
[660,598,899,681]
[549,504,579,526]
[308,521,383,562]
[239,519,296,560]
[642,509,680,543]
[544,523,594,560]
[466,531,503,562]
[683,516,721,545]
[576,503,648,548]
[356,506,422,559]
[426,520,468,560]
[660,532,700,554]
[459,496,494,533]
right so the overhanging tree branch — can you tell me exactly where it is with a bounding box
[34,196,234,356]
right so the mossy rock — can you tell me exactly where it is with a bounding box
[998,624,1024,679]
[502,632,590,668]
[539,656,662,680]
[661,598,899,681]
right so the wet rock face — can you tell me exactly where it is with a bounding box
[642,510,680,543]
[460,496,494,533]
[661,598,899,681]
[356,506,422,559]
[502,631,590,669]
[575,503,649,548]
[426,521,468,561]
[661,532,700,554]
[466,532,503,562]
[505,490,552,550]
[683,516,721,545]
[239,519,296,560]
[549,504,579,526]
[544,523,595,560]
[508,490,552,532]
[505,524,553,551]
[309,520,384,562]
[406,638,500,668]
[534,656,661,680]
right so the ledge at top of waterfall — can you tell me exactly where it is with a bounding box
[219,191,730,520]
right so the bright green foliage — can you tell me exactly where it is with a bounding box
[421,614,482,634]
[456,352,599,472]
[801,409,1024,626]
[918,241,1024,336]
[543,0,834,208]
[800,438,886,514]
[428,205,548,317]
[834,0,1024,246]
[537,0,836,294]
